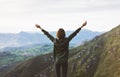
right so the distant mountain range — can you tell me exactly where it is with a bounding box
[0,29,102,49]
[2,25,120,77]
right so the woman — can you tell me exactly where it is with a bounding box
[35,21,87,77]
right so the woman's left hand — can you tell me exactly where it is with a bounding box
[81,21,87,28]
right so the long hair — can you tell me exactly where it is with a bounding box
[57,28,66,39]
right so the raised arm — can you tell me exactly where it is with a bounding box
[67,21,87,41]
[35,24,55,42]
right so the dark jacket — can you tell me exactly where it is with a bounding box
[41,27,81,63]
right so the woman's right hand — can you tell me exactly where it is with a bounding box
[35,24,42,30]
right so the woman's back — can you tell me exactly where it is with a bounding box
[54,38,69,63]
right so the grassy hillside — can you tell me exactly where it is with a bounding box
[2,25,120,77]
[67,25,120,77]
[0,44,53,76]
[94,25,120,77]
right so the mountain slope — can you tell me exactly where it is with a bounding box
[94,25,120,77]
[2,25,120,77]
[67,25,120,77]
[68,25,120,77]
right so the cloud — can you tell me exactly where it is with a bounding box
[0,0,120,14]
[0,0,120,33]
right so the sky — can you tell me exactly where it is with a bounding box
[0,0,120,33]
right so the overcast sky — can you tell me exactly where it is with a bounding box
[0,0,120,33]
